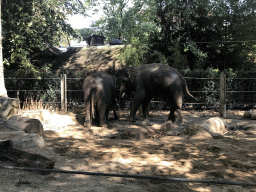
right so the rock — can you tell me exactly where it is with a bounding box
[4,115,44,135]
[211,133,224,139]
[13,133,45,148]
[0,131,45,148]
[0,97,20,118]
[20,110,51,122]
[244,111,251,118]
[187,123,214,140]
[0,131,26,140]
[202,117,227,135]
[0,140,53,171]
[250,112,256,120]
[187,124,205,135]
[243,110,256,119]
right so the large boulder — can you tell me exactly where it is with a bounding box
[4,115,44,135]
[0,97,20,118]
[200,117,227,139]
[20,110,51,122]
[14,133,45,149]
[244,110,256,120]
[0,132,45,149]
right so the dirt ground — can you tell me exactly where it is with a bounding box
[0,109,256,192]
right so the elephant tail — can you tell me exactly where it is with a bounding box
[183,79,197,101]
[90,88,96,122]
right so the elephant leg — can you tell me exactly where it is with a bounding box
[110,97,118,120]
[168,108,176,122]
[142,99,151,120]
[98,101,108,127]
[138,105,143,115]
[84,100,91,127]
[130,88,146,122]
[112,105,118,120]
[94,105,100,123]
[99,110,107,128]
[105,106,110,121]
[167,95,183,123]
[176,109,183,122]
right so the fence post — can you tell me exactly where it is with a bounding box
[61,74,67,111]
[220,73,226,118]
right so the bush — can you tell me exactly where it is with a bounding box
[118,45,143,67]
[5,68,61,108]
[181,68,256,109]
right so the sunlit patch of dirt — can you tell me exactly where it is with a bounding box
[1,109,256,192]
[41,110,256,191]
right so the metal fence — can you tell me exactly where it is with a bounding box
[5,74,256,113]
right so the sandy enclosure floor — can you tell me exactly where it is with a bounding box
[1,109,256,192]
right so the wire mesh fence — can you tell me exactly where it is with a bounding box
[5,75,256,111]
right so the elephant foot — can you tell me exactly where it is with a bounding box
[129,117,136,122]
[141,119,151,126]
[84,120,91,127]
[84,123,91,127]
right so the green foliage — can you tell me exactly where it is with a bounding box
[88,0,256,70]
[5,68,61,108]
[181,68,220,108]
[180,68,256,108]
[2,0,90,76]
[131,0,256,70]
[92,0,145,43]
[118,45,142,67]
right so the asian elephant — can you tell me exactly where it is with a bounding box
[117,66,140,110]
[117,63,197,123]
[83,71,118,128]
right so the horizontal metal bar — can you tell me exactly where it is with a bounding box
[184,77,219,80]
[7,90,60,92]
[227,91,256,93]
[4,78,60,80]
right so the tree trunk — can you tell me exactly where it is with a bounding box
[0,0,8,97]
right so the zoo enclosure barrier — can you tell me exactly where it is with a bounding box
[5,74,256,115]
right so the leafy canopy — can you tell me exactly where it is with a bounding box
[92,0,149,43]
[2,0,91,76]
[89,0,256,70]
[138,0,256,70]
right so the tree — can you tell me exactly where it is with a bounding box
[2,0,91,76]
[205,0,256,70]
[0,0,8,97]
[143,0,256,70]
[140,0,211,69]
[93,0,145,43]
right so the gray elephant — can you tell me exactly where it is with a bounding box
[117,63,196,122]
[83,71,118,128]
[117,67,138,110]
